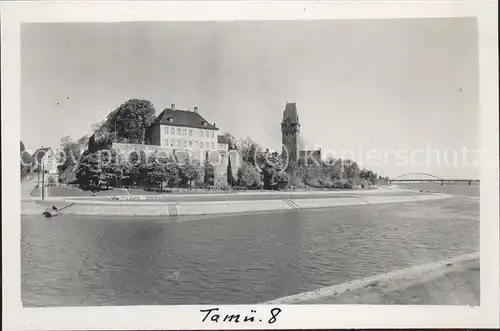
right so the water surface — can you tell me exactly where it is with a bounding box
[21,183,479,306]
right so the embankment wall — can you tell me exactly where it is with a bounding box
[21,193,452,217]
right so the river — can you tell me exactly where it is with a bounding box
[21,183,479,306]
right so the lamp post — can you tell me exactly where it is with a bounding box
[41,161,45,200]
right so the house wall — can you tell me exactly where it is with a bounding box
[40,151,59,174]
[149,124,221,162]
[158,124,218,150]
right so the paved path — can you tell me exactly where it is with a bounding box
[21,176,39,199]
[43,186,419,202]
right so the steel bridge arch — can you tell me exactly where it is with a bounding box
[390,173,442,181]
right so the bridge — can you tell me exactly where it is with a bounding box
[389,173,479,185]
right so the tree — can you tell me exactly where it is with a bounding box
[58,135,89,172]
[179,159,200,188]
[227,156,236,186]
[76,152,102,191]
[20,141,34,178]
[224,133,238,150]
[204,159,215,186]
[141,155,167,190]
[121,151,142,186]
[119,162,134,187]
[235,137,261,164]
[285,161,304,188]
[343,159,360,181]
[237,162,262,189]
[164,157,181,189]
[360,169,378,185]
[111,99,156,144]
[91,120,106,132]
[260,152,289,190]
[97,150,123,189]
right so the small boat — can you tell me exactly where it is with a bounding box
[43,205,59,218]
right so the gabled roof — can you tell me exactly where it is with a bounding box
[32,147,55,164]
[282,102,299,124]
[154,107,218,130]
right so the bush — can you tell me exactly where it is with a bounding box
[328,179,352,189]
[215,184,230,191]
[214,173,228,187]
[358,179,370,189]
[237,162,262,189]
[195,182,207,189]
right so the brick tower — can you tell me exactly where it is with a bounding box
[281,102,301,162]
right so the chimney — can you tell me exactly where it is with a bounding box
[171,104,175,111]
[194,106,198,113]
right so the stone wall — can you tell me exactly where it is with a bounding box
[112,143,243,187]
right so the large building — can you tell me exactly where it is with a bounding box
[89,104,230,165]
[148,104,228,160]
[281,102,321,165]
[109,104,233,186]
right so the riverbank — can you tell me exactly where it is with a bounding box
[21,192,452,217]
[264,252,480,305]
[37,185,397,199]
[26,185,421,201]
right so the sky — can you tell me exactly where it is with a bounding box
[21,18,480,179]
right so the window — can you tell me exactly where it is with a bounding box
[171,128,175,134]
[211,143,214,149]
[200,142,204,149]
[189,141,193,148]
[200,130,203,137]
[177,128,181,135]
[177,140,181,147]
[170,140,175,147]
[184,140,187,148]
[183,129,187,136]
[164,127,169,135]
[211,131,214,138]
[205,131,209,138]
[189,129,192,136]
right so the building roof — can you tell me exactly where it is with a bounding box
[154,107,219,130]
[32,147,54,164]
[282,102,299,124]
[217,135,229,144]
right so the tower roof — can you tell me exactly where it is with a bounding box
[282,102,299,124]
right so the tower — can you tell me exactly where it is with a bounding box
[281,102,301,163]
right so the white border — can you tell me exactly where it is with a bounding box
[2,1,499,329]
